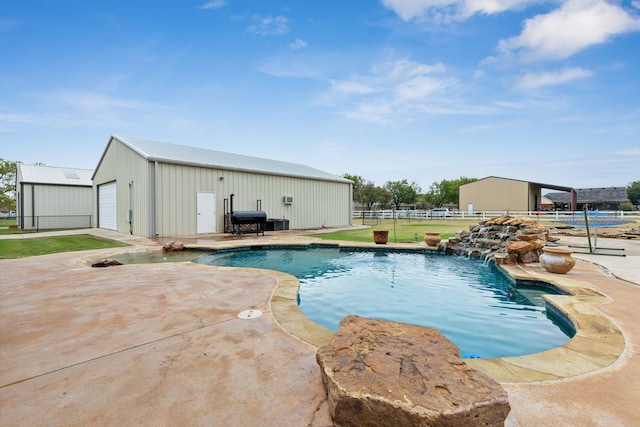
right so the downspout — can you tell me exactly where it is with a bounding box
[128,181,133,235]
[19,182,24,229]
[31,183,35,228]
[349,182,353,225]
[154,161,159,236]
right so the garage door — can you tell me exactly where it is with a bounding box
[98,182,117,230]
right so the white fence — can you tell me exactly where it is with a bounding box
[353,210,640,222]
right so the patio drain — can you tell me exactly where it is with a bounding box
[238,309,262,319]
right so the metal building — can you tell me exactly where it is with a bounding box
[92,135,353,237]
[16,164,94,231]
[459,176,576,213]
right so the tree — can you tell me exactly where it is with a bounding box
[627,181,640,207]
[619,201,634,211]
[343,173,365,206]
[361,181,390,210]
[383,179,421,210]
[0,158,17,211]
[423,177,477,207]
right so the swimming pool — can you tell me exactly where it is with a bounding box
[192,246,574,358]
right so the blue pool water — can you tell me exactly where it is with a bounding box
[193,246,574,358]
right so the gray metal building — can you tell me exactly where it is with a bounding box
[16,164,94,230]
[92,135,353,237]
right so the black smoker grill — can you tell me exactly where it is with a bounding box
[229,194,267,236]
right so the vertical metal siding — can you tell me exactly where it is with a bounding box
[95,138,351,237]
[93,139,150,236]
[460,178,529,211]
[154,164,351,236]
[17,184,91,230]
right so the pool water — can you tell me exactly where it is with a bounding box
[193,247,574,358]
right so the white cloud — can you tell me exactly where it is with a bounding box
[498,0,640,61]
[0,112,43,125]
[389,59,445,77]
[331,81,375,95]
[290,38,307,50]
[246,15,289,36]
[199,0,226,10]
[320,59,458,123]
[50,90,156,111]
[514,67,594,89]
[380,0,542,21]
[617,147,640,156]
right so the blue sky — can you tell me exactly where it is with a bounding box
[2,0,639,191]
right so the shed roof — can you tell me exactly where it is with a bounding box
[545,187,629,203]
[17,164,93,187]
[95,135,351,184]
[460,176,574,192]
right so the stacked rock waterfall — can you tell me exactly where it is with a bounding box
[441,215,552,265]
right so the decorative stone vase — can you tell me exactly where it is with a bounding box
[539,247,576,274]
[424,232,441,247]
[373,230,389,245]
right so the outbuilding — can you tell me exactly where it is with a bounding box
[544,187,629,210]
[459,176,577,213]
[16,164,94,231]
[92,135,353,237]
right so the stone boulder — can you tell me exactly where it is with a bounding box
[91,259,123,268]
[316,316,510,427]
[506,240,544,254]
[162,240,185,251]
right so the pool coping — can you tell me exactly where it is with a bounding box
[86,240,627,384]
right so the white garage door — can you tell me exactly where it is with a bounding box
[98,182,117,230]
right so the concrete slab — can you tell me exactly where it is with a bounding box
[1,250,331,426]
[1,228,639,426]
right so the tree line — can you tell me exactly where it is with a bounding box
[342,174,478,210]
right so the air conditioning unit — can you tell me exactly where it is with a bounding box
[283,196,293,205]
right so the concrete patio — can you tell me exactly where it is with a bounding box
[0,228,638,426]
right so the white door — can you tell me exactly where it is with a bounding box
[99,182,117,230]
[467,203,474,214]
[197,192,216,234]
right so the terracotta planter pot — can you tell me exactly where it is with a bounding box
[373,230,389,244]
[539,247,576,274]
[424,232,441,247]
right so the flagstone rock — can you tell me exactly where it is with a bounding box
[316,316,511,427]
[162,240,185,251]
[91,259,123,268]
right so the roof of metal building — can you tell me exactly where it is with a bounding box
[99,135,351,184]
[460,176,575,192]
[544,187,629,202]
[17,164,93,186]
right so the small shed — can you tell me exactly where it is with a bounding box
[16,164,94,230]
[459,176,576,213]
[91,135,353,237]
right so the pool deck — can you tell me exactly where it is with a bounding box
[1,228,639,426]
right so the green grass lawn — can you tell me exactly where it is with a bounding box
[307,219,480,243]
[306,216,580,243]
[0,235,130,259]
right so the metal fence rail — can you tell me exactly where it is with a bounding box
[353,210,640,223]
